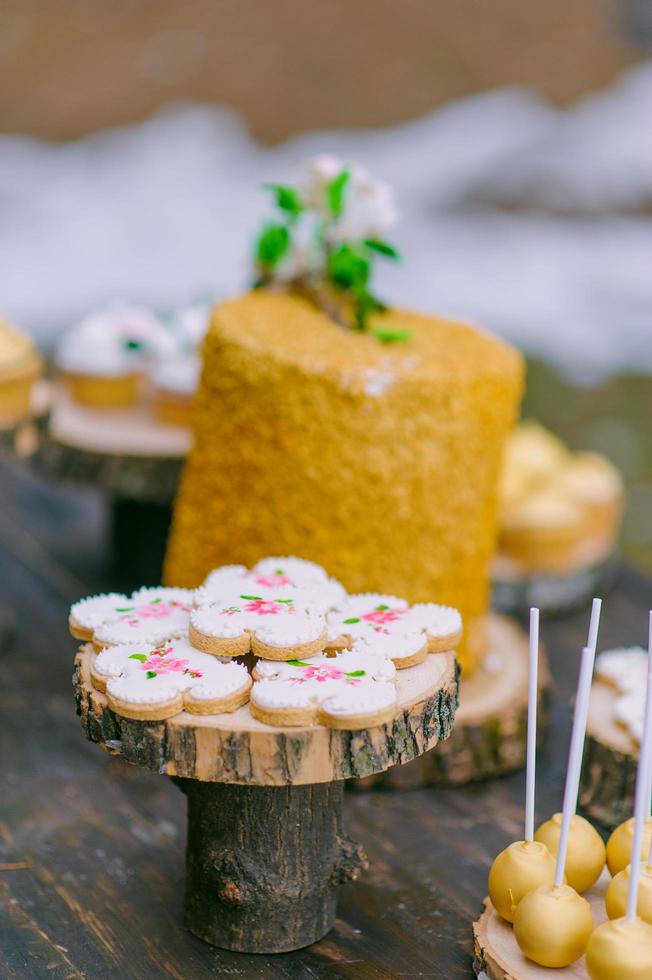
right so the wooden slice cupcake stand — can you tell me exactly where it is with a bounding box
[73,643,458,953]
[474,871,610,979]
[31,385,189,584]
[356,614,549,788]
[579,674,638,829]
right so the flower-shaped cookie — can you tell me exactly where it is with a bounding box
[189,595,327,661]
[195,556,346,614]
[326,594,462,667]
[250,649,397,729]
[70,588,193,649]
[91,637,252,720]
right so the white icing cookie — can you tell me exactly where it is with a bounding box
[250,649,397,729]
[348,633,429,669]
[69,593,129,640]
[91,638,251,720]
[189,596,327,660]
[326,594,462,658]
[93,595,191,649]
[195,557,346,613]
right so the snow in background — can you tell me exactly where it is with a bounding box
[2,61,651,382]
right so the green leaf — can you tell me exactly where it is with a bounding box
[240,595,263,601]
[363,239,400,260]
[275,598,294,604]
[255,223,290,269]
[262,183,304,217]
[287,659,311,667]
[326,168,350,217]
[346,670,367,677]
[123,339,143,351]
[372,326,412,344]
[342,617,360,624]
[128,653,148,663]
[327,244,370,292]
[151,598,162,604]
[146,670,157,679]
[375,604,389,611]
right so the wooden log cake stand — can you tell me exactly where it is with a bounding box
[30,385,189,584]
[32,385,188,504]
[73,644,459,953]
[354,614,549,789]
[579,674,638,829]
[473,870,610,979]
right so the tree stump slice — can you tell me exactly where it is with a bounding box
[74,645,458,785]
[579,677,638,829]
[473,871,609,979]
[492,551,619,617]
[32,385,188,504]
[74,644,458,951]
[353,614,548,789]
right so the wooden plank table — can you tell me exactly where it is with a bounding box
[1,460,650,979]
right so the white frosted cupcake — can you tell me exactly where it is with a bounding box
[56,303,173,409]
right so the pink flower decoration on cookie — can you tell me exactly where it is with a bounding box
[296,664,346,683]
[362,607,406,626]
[243,598,287,616]
[133,600,189,619]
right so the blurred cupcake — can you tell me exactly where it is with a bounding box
[498,421,624,575]
[151,304,209,427]
[500,486,588,572]
[556,452,624,541]
[56,303,172,409]
[0,315,42,423]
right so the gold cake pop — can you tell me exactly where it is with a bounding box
[487,610,556,922]
[534,811,606,892]
[586,916,652,979]
[607,816,652,876]
[513,882,594,967]
[605,861,652,922]
[487,839,556,922]
[514,636,600,966]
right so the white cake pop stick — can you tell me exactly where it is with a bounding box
[587,597,602,652]
[525,607,540,843]
[554,644,596,887]
[628,612,652,918]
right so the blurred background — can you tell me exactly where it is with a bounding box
[1,0,651,569]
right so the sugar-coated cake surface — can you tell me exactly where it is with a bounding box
[165,292,523,673]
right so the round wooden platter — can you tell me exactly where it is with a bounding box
[473,871,609,979]
[32,384,189,503]
[74,643,458,953]
[492,546,618,618]
[74,644,459,786]
[579,677,638,829]
[353,613,548,789]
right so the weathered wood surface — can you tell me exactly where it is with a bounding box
[0,461,649,978]
[473,872,610,979]
[579,678,638,828]
[356,615,549,788]
[74,644,458,785]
